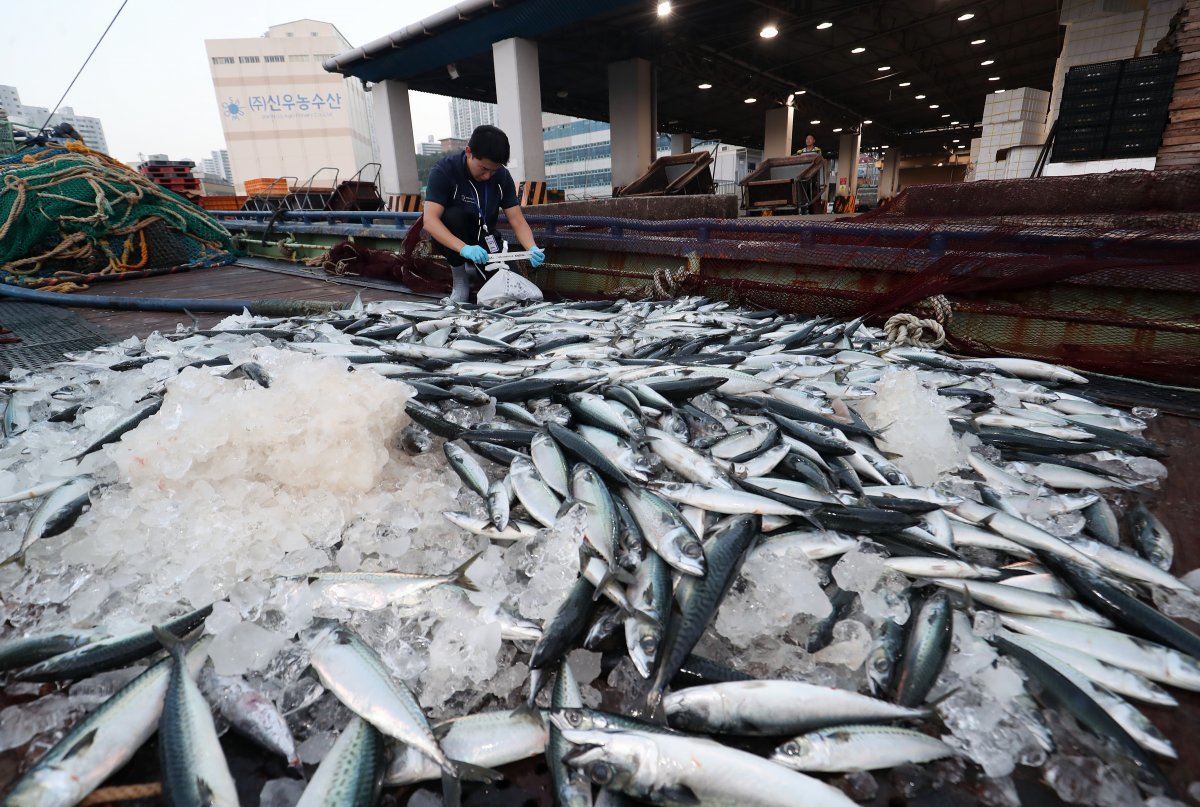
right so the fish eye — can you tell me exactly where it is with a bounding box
[781,741,801,756]
[588,762,614,784]
[640,636,658,654]
[565,710,583,727]
[683,542,703,558]
[872,656,890,673]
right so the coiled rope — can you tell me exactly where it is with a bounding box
[614,251,701,300]
[884,294,954,348]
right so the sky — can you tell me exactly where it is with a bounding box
[0,0,463,163]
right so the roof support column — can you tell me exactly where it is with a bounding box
[836,129,862,197]
[608,58,655,191]
[372,80,419,196]
[878,149,900,200]
[492,37,545,185]
[763,106,795,159]
[670,134,693,155]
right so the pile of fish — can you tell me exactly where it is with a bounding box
[0,294,1194,807]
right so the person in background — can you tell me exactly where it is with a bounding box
[422,125,546,302]
[796,133,822,156]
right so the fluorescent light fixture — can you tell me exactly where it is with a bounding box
[952,138,960,142]
[760,24,778,38]
[863,119,872,124]
[898,82,911,87]
[971,38,986,44]
[833,127,843,132]
[981,59,994,66]
[941,113,950,118]
[958,13,974,21]
[951,120,959,124]
[657,1,671,16]
[698,83,712,89]
[878,66,891,71]
[915,94,926,99]
[882,144,889,148]
[744,97,757,103]
[988,76,1000,81]
[810,119,821,124]
[851,46,866,53]
[995,88,1006,93]
[929,104,939,108]
[817,21,833,29]
[794,89,807,95]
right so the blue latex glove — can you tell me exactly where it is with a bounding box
[458,244,489,265]
[529,246,546,267]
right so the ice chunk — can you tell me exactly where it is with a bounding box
[1044,755,1140,807]
[714,542,830,650]
[813,619,871,669]
[208,621,288,676]
[259,778,306,807]
[856,369,967,485]
[831,545,887,593]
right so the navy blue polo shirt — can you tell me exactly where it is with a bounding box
[425,151,519,234]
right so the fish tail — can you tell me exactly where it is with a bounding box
[448,550,484,593]
[440,766,463,807]
[151,624,187,661]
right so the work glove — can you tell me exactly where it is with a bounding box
[458,244,489,265]
[529,246,546,267]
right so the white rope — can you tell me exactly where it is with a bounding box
[884,312,946,348]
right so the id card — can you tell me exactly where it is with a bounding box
[483,232,500,253]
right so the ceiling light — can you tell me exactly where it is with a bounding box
[915,94,926,99]
[988,76,1000,81]
[929,104,939,108]
[981,59,994,66]
[744,97,757,103]
[898,82,911,87]
[810,119,821,124]
[760,24,778,38]
[833,127,843,132]
[656,1,671,16]
[794,89,806,95]
[941,113,950,118]
[951,120,959,124]
[878,66,891,71]
[937,161,944,166]
[952,138,960,142]
[851,46,866,54]
[882,145,889,149]
[863,119,872,124]
[995,88,1006,93]
[958,13,974,21]
[971,38,986,45]
[698,83,712,89]
[816,21,833,29]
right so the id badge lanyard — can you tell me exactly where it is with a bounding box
[466,155,500,254]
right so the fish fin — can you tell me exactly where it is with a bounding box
[561,742,603,765]
[452,760,504,784]
[196,777,215,804]
[657,784,700,805]
[441,768,463,807]
[556,498,581,519]
[60,727,98,760]
[151,624,185,652]
[447,550,484,593]
[510,701,541,721]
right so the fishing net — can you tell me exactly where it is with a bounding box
[0,142,236,291]
[519,168,1200,385]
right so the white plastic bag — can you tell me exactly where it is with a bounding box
[477,268,543,305]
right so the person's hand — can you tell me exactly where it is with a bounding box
[458,244,489,265]
[529,246,545,267]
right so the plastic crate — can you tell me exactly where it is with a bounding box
[1062,78,1120,101]
[1116,86,1174,108]
[0,120,15,158]
[1105,137,1160,158]
[1051,139,1106,162]
[1122,52,1181,77]
[1058,108,1113,128]
[1068,60,1123,82]
[1056,124,1109,143]
[1108,119,1165,139]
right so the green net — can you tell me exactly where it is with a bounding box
[0,142,236,291]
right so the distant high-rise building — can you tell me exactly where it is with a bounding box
[0,86,109,153]
[205,19,374,193]
[449,98,497,140]
[419,135,442,156]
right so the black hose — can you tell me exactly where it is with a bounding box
[0,282,342,317]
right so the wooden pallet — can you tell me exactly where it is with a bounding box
[1158,0,1200,166]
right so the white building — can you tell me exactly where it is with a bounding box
[205,20,374,193]
[419,135,442,156]
[0,86,109,153]
[449,98,498,140]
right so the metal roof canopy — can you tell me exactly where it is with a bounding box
[326,0,1062,155]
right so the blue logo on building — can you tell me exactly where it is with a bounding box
[223,98,245,120]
